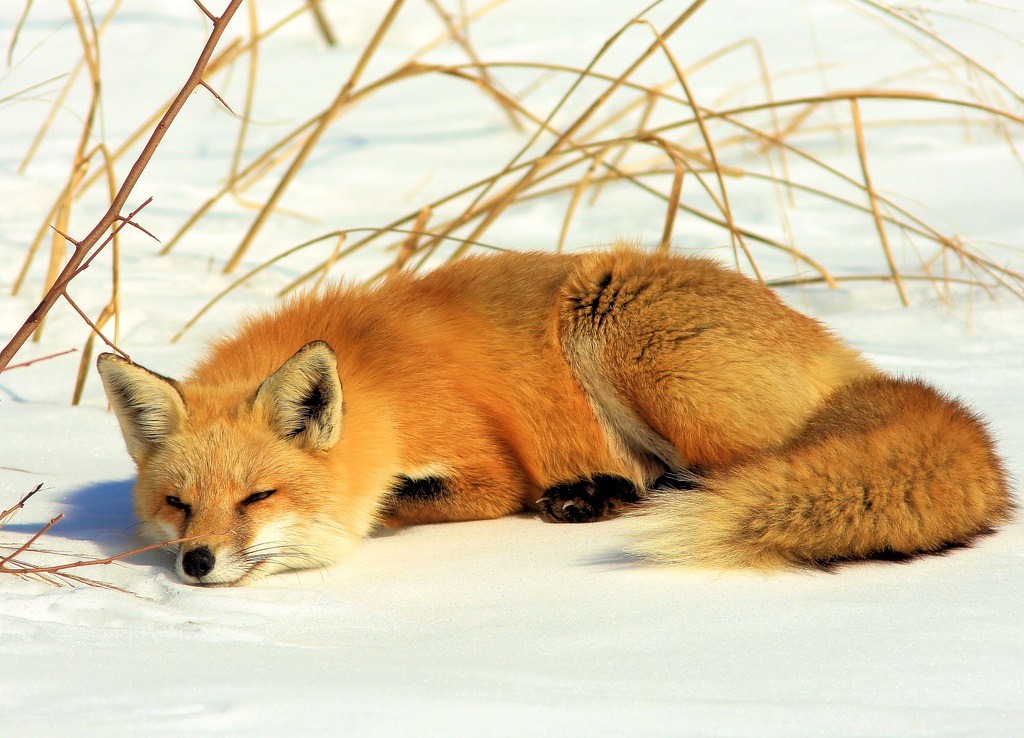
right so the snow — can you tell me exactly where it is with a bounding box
[1,1,1023,735]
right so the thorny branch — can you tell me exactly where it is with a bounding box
[0,0,245,373]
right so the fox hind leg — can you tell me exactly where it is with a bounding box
[557,249,869,471]
[557,250,710,474]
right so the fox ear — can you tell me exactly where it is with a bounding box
[97,353,188,464]
[254,341,343,452]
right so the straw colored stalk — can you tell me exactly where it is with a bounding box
[223,0,409,274]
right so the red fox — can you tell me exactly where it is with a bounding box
[97,248,1011,585]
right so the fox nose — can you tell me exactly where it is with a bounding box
[182,546,215,579]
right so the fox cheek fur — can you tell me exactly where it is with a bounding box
[98,341,368,585]
[97,248,1012,586]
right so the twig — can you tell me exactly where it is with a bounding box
[199,79,235,114]
[0,484,44,527]
[115,215,160,243]
[61,291,128,359]
[0,486,222,585]
[0,0,245,372]
[193,0,217,23]
[0,514,63,567]
[72,198,153,279]
[0,349,78,374]
[0,533,216,578]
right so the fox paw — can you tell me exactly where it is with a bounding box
[537,475,642,523]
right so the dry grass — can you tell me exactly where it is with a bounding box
[4,0,1024,367]
[169,0,1023,344]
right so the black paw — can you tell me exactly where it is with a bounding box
[537,474,642,524]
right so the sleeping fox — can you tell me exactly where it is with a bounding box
[97,247,1011,585]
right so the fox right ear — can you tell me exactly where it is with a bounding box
[254,341,343,453]
[97,353,188,464]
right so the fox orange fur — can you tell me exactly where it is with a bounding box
[97,248,1011,585]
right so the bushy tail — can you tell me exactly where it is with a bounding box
[630,376,1012,569]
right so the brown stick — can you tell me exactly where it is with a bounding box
[0,514,64,567]
[0,484,44,527]
[0,349,78,373]
[0,0,245,373]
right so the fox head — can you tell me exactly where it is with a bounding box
[97,341,364,586]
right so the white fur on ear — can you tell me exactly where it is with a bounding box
[254,341,344,452]
[96,353,188,464]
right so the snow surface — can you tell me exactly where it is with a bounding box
[1,1,1023,736]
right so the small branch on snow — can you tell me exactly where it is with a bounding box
[0,514,64,567]
[0,483,44,527]
[0,485,213,587]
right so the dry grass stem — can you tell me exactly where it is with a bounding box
[637,20,759,279]
[850,98,908,306]
[314,234,348,290]
[223,0,409,274]
[8,0,1024,376]
[389,208,433,278]
[305,0,337,46]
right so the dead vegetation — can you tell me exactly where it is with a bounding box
[5,0,1023,377]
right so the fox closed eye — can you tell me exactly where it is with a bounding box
[242,490,276,506]
[166,495,191,514]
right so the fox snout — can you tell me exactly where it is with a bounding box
[181,546,216,580]
[177,544,229,585]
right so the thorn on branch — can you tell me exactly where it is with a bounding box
[199,79,235,115]
[48,224,82,248]
[193,0,218,23]
[71,197,155,281]
[115,215,161,243]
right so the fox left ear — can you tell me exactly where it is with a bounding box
[254,341,343,452]
[96,353,188,465]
